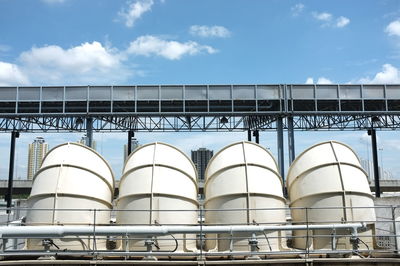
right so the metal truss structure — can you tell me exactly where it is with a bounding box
[0,84,399,132]
[0,114,400,132]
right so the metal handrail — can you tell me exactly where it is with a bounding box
[0,204,399,258]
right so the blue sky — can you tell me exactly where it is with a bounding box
[0,0,400,180]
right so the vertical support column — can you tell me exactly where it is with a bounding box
[369,128,381,197]
[253,130,259,144]
[6,131,19,213]
[86,117,93,148]
[288,116,295,164]
[391,206,398,253]
[128,130,135,156]
[277,117,285,180]
[247,129,252,142]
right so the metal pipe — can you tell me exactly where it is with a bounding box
[0,249,371,257]
[9,219,23,250]
[0,223,365,238]
[6,131,19,213]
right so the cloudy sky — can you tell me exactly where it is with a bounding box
[0,0,400,179]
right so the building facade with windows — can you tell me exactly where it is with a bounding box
[191,148,213,199]
[78,135,97,150]
[27,137,49,180]
[124,138,140,162]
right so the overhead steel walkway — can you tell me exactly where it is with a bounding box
[0,84,399,132]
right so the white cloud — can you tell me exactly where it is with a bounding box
[359,64,400,84]
[312,12,350,28]
[305,77,314,84]
[0,35,219,85]
[313,12,332,22]
[189,25,231,38]
[118,0,154,28]
[336,16,350,28]
[18,41,131,85]
[0,61,29,86]
[317,77,333,84]
[127,35,217,60]
[305,77,333,84]
[291,3,304,16]
[385,19,400,37]
[20,42,121,71]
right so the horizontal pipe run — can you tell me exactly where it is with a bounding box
[0,249,376,257]
[0,223,365,238]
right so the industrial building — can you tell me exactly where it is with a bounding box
[1,84,400,265]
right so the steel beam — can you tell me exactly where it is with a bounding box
[253,130,259,144]
[127,130,134,156]
[86,118,93,147]
[6,131,19,213]
[0,114,400,132]
[369,128,381,197]
[288,116,295,164]
[277,117,285,180]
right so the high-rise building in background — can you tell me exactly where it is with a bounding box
[191,148,213,200]
[27,137,49,180]
[124,138,140,162]
[78,135,97,150]
[191,148,213,181]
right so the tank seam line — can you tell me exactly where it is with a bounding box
[205,164,283,188]
[330,141,348,222]
[149,142,157,224]
[120,164,198,189]
[242,142,251,225]
[286,162,370,195]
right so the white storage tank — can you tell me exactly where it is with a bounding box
[204,141,287,252]
[116,142,198,252]
[26,142,115,250]
[287,141,376,250]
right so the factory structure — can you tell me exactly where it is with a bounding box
[1,84,400,265]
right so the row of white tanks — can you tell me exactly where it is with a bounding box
[25,140,376,253]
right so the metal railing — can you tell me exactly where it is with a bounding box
[0,204,399,260]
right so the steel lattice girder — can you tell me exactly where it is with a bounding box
[0,114,400,132]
